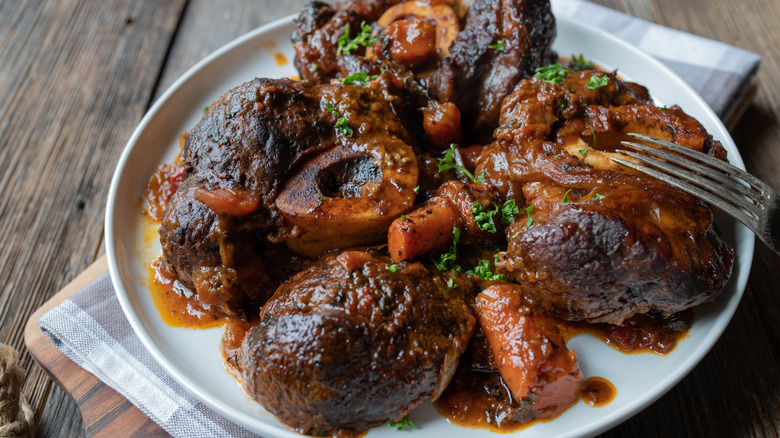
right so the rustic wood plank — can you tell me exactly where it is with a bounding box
[0,0,187,434]
[153,0,309,99]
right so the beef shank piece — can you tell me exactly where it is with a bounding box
[438,0,557,138]
[240,251,475,436]
[160,76,417,312]
[481,69,734,324]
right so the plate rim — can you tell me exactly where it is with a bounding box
[105,12,755,438]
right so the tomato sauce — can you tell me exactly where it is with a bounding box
[562,311,693,355]
[581,377,617,407]
[149,257,227,329]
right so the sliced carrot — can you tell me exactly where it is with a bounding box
[475,285,582,417]
[388,197,459,263]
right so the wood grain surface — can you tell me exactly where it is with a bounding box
[3,0,778,437]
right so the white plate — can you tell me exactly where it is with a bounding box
[106,13,754,438]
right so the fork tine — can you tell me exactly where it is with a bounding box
[621,140,764,205]
[611,156,759,227]
[616,149,761,219]
[627,133,772,197]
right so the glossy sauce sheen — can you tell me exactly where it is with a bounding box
[434,310,688,431]
[149,257,227,329]
[562,311,693,355]
[581,377,617,407]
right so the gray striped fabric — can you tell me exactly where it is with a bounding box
[39,2,760,437]
[553,0,759,119]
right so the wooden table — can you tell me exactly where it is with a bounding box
[3,0,778,436]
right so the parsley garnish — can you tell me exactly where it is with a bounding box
[388,416,414,431]
[535,63,568,85]
[589,126,597,148]
[387,264,399,273]
[335,118,353,136]
[400,215,407,221]
[447,277,457,288]
[432,227,461,273]
[562,189,573,205]
[488,39,506,51]
[570,54,594,71]
[501,200,520,226]
[592,193,605,201]
[310,64,320,72]
[413,185,420,194]
[525,204,534,227]
[337,22,378,56]
[437,144,482,183]
[587,74,610,89]
[466,259,504,281]
[579,148,588,156]
[325,100,353,137]
[341,71,378,85]
[472,202,499,233]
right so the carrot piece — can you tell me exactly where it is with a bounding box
[387,197,459,263]
[194,187,259,216]
[475,285,583,418]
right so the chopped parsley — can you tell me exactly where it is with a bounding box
[447,276,457,288]
[579,148,588,156]
[324,100,353,137]
[413,185,420,194]
[500,200,520,226]
[386,264,399,273]
[589,126,597,148]
[467,259,504,281]
[203,105,209,114]
[337,22,378,56]
[431,227,461,273]
[587,74,610,89]
[570,54,594,71]
[437,144,483,183]
[535,63,568,85]
[341,71,378,85]
[562,189,573,205]
[472,202,499,233]
[335,118,353,136]
[525,204,534,227]
[592,193,605,201]
[310,64,320,72]
[488,39,506,51]
[400,214,407,221]
[388,416,414,431]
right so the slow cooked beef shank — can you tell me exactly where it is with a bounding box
[240,251,475,436]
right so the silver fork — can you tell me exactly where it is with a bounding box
[611,133,780,255]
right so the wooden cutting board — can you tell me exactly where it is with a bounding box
[23,255,169,437]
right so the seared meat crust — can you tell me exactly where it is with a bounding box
[160,77,414,311]
[240,251,475,436]
[484,70,734,324]
[442,0,557,137]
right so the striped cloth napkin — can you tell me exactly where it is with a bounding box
[39,1,760,437]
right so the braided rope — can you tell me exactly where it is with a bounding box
[0,344,33,437]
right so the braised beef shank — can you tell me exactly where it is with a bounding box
[159,76,415,312]
[240,251,475,435]
[482,70,734,324]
